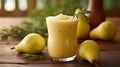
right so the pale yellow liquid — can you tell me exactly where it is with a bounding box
[46,15,78,58]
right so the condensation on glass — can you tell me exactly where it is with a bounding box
[18,0,28,11]
[5,0,15,11]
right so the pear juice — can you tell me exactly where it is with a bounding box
[46,14,78,62]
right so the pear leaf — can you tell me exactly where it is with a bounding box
[22,53,44,60]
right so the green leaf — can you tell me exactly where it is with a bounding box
[22,53,44,60]
[81,5,87,11]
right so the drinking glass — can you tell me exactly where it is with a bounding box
[46,14,78,62]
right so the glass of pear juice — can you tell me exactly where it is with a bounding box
[46,14,78,62]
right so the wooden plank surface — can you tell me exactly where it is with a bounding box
[0,45,120,67]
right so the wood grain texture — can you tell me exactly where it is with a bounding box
[0,45,120,67]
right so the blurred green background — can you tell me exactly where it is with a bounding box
[0,0,120,17]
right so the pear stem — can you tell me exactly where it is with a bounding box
[11,47,15,50]
[93,61,100,67]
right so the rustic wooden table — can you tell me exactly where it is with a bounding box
[0,17,120,67]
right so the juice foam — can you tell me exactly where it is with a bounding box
[46,14,78,23]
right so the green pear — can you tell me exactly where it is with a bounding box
[75,8,90,39]
[79,40,100,64]
[15,33,46,54]
[90,21,117,40]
